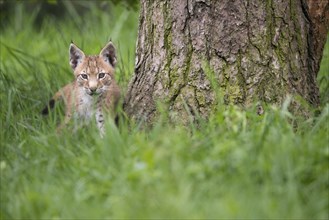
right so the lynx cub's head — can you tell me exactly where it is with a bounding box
[69,41,117,96]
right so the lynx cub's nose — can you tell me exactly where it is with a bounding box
[89,80,98,95]
[88,87,97,96]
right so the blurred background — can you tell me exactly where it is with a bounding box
[0,0,140,96]
[0,0,139,30]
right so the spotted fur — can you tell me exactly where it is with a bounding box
[42,41,120,137]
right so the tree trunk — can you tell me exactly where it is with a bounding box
[124,0,328,124]
[306,0,329,76]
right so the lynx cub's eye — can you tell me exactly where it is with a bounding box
[98,73,106,79]
[80,74,88,80]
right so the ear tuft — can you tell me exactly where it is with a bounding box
[99,42,117,67]
[69,43,85,70]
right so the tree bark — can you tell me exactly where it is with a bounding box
[124,0,328,124]
[306,0,329,76]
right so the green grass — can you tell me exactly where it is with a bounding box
[1,2,328,219]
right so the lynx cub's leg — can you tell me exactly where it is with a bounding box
[96,109,105,137]
[56,113,72,133]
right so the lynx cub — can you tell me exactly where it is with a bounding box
[42,41,120,136]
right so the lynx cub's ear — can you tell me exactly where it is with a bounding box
[69,43,85,70]
[99,41,116,67]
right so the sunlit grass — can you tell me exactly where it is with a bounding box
[0,2,328,219]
